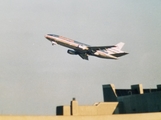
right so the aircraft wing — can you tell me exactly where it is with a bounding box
[79,53,88,60]
[88,45,115,51]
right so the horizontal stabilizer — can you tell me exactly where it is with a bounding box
[112,52,128,57]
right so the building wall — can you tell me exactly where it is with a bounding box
[103,84,117,102]
[103,84,161,114]
[56,100,119,116]
[56,106,71,116]
[118,91,161,113]
[1,113,161,120]
[75,102,119,115]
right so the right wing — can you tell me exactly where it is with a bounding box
[88,45,115,51]
[76,45,115,60]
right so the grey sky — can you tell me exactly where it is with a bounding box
[0,0,161,115]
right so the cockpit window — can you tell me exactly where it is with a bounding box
[48,34,59,37]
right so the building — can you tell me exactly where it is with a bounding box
[0,83,161,120]
[103,84,161,113]
[57,84,161,115]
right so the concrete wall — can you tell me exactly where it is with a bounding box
[57,99,118,115]
[1,113,161,120]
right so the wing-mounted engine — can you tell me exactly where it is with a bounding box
[67,49,77,55]
[78,45,88,50]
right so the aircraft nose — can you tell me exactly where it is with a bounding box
[45,34,48,38]
[45,34,59,41]
[45,34,51,41]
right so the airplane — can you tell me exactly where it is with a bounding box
[45,34,128,60]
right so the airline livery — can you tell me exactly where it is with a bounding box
[45,34,128,60]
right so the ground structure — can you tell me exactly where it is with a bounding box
[0,84,161,120]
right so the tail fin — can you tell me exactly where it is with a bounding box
[115,42,125,50]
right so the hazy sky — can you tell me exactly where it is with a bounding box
[0,0,161,115]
